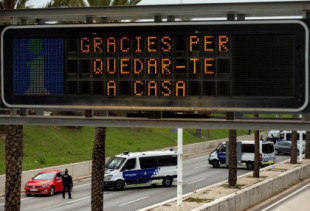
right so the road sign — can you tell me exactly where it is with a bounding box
[1,20,308,112]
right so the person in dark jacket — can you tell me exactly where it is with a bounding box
[62,169,73,199]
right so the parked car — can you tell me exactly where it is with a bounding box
[274,140,305,155]
[24,170,69,196]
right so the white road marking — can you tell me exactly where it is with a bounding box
[119,196,149,207]
[65,196,91,204]
[188,178,207,185]
[261,183,310,211]
[194,164,209,169]
[74,183,90,188]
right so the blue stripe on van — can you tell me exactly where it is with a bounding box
[123,168,160,185]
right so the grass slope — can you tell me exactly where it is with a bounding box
[0,126,251,175]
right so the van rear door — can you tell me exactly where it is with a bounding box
[262,142,275,164]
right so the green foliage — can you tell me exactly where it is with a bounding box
[0,126,248,175]
[46,0,86,8]
[0,0,29,9]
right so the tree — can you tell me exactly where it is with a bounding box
[46,0,85,8]
[290,130,297,164]
[4,126,24,211]
[253,114,260,178]
[228,129,237,186]
[91,127,106,210]
[0,0,28,9]
[1,2,28,210]
[253,130,260,177]
[45,1,141,210]
[306,131,310,159]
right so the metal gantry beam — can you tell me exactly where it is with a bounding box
[0,1,310,23]
[0,115,309,130]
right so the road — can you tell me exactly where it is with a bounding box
[250,177,310,211]
[0,154,288,211]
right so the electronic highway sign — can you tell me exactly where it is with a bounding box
[1,20,308,112]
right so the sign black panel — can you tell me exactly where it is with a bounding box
[1,21,308,111]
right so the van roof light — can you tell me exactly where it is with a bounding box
[123,151,129,155]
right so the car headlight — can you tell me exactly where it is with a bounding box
[25,184,29,188]
[104,175,112,181]
[41,184,49,188]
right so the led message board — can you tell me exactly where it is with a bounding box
[1,21,308,111]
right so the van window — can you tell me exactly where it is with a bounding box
[124,158,136,170]
[158,155,177,166]
[140,157,158,169]
[262,143,274,153]
[218,144,226,153]
[242,144,255,153]
[297,133,306,141]
[279,133,284,140]
[287,133,292,141]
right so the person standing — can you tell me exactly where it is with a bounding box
[62,169,73,199]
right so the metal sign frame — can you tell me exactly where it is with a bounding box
[1,20,309,112]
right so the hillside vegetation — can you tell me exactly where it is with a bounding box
[0,126,251,174]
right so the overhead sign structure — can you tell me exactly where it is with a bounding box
[1,20,308,111]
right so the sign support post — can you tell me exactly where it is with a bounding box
[177,128,183,207]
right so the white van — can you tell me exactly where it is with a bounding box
[277,131,306,142]
[208,140,275,170]
[104,150,177,191]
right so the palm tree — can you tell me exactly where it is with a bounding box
[0,0,28,9]
[82,2,141,210]
[306,131,310,159]
[1,2,28,210]
[46,1,141,210]
[253,114,260,178]
[291,131,297,164]
[91,127,106,210]
[228,129,237,186]
[253,130,260,177]
[46,0,85,7]
[4,125,24,211]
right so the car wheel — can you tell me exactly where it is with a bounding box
[212,160,220,168]
[114,180,124,191]
[49,186,55,196]
[275,149,279,155]
[163,177,173,187]
[246,162,254,170]
[26,194,32,197]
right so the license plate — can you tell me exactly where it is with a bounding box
[30,189,38,191]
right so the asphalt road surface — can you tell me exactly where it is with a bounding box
[0,154,288,211]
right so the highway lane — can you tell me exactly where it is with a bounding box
[0,154,288,211]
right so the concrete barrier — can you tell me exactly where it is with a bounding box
[194,161,310,211]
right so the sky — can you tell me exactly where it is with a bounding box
[27,0,300,8]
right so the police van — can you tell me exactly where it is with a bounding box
[208,140,275,170]
[104,150,177,191]
[277,131,306,142]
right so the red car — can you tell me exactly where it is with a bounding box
[24,170,68,196]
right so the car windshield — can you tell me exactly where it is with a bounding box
[33,173,55,180]
[106,157,126,170]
